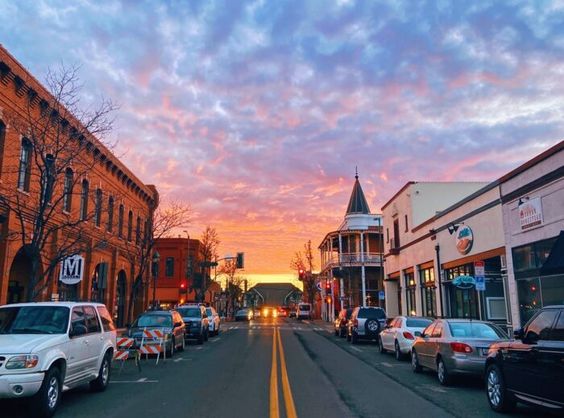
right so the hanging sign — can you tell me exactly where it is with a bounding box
[456,225,474,255]
[452,275,476,289]
[519,197,543,230]
[59,255,85,285]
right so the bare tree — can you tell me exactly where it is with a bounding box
[122,200,191,322]
[290,240,317,304]
[0,63,117,301]
[218,259,245,317]
[192,226,219,302]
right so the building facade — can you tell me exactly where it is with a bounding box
[500,141,564,327]
[0,45,158,327]
[319,174,384,321]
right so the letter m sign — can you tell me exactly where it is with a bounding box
[59,255,85,285]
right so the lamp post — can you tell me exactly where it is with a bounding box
[151,250,160,309]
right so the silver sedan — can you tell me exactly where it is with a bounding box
[411,319,508,385]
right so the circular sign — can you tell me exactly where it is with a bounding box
[456,225,474,255]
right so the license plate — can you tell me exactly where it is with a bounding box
[481,348,489,356]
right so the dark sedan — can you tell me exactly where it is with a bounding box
[128,310,186,356]
[235,308,253,321]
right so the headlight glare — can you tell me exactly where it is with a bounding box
[6,355,39,369]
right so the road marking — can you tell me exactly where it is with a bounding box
[173,358,184,362]
[302,320,310,324]
[380,362,393,368]
[270,327,279,418]
[211,337,221,342]
[350,346,363,353]
[110,378,159,384]
[277,327,298,418]
[137,378,147,382]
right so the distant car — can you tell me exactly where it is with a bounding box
[297,303,312,320]
[235,308,253,321]
[128,310,186,355]
[485,305,564,413]
[206,306,221,336]
[289,309,297,318]
[334,308,353,338]
[176,305,209,344]
[0,302,116,418]
[347,307,387,344]
[411,319,507,385]
[277,306,288,317]
[379,316,433,360]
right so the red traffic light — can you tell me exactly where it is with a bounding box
[298,269,305,280]
[180,281,187,293]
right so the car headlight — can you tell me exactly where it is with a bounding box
[6,355,39,370]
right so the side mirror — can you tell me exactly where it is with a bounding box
[70,323,88,338]
[420,333,427,339]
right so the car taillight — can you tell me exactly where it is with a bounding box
[450,342,473,353]
[403,331,414,340]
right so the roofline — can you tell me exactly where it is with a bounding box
[381,181,416,210]
[498,140,564,184]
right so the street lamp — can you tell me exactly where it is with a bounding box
[151,250,160,309]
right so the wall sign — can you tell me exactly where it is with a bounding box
[59,255,85,285]
[519,197,543,231]
[456,225,474,255]
[452,275,476,289]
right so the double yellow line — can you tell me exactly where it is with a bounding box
[270,327,297,418]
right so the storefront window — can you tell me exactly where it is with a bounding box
[513,236,558,273]
[446,263,479,319]
[518,275,564,325]
[404,271,416,316]
[420,266,436,317]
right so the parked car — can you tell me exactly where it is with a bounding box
[297,303,312,320]
[205,306,221,336]
[0,302,116,418]
[176,305,209,344]
[411,319,508,385]
[261,306,277,318]
[347,307,387,344]
[289,308,297,318]
[235,308,253,321]
[128,310,186,353]
[379,316,433,360]
[485,305,564,413]
[334,308,353,338]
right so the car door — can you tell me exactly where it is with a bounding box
[66,306,92,382]
[173,312,185,343]
[429,321,444,370]
[417,322,437,368]
[83,305,104,373]
[382,318,398,350]
[537,309,564,404]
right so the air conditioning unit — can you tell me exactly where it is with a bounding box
[500,254,507,271]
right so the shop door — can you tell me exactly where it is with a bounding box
[450,286,479,319]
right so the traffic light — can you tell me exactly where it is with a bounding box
[298,269,305,281]
[179,280,187,294]
[325,280,331,292]
[236,252,244,269]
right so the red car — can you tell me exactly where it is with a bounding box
[277,306,289,317]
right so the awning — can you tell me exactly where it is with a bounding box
[540,231,564,276]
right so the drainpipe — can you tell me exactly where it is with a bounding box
[435,244,445,318]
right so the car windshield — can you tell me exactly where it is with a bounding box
[237,309,248,315]
[134,314,172,328]
[360,308,386,319]
[406,318,433,328]
[0,306,70,334]
[299,305,311,311]
[177,308,201,317]
[448,322,507,339]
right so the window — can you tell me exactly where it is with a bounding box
[70,306,86,335]
[404,214,408,232]
[118,204,124,238]
[165,257,174,277]
[136,216,141,245]
[525,310,559,341]
[17,138,32,191]
[431,322,443,338]
[107,197,114,232]
[63,168,73,212]
[96,305,116,332]
[79,179,89,221]
[94,189,102,227]
[420,266,436,317]
[393,219,400,248]
[127,210,133,241]
[404,271,416,316]
[83,305,101,334]
[0,120,5,174]
[551,312,564,341]
[386,228,389,244]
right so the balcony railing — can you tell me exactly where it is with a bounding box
[322,252,383,270]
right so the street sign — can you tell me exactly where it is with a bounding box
[474,261,485,277]
[475,275,486,291]
[378,290,385,300]
[59,255,84,285]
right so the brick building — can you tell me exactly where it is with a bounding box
[0,45,158,327]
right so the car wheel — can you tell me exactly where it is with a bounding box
[394,341,403,361]
[351,331,358,344]
[32,366,62,418]
[411,350,422,373]
[379,336,386,354]
[90,352,111,392]
[167,337,175,358]
[437,357,451,386]
[486,364,516,412]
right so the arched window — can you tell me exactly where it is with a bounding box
[17,138,32,191]
[107,196,114,232]
[80,179,89,221]
[127,210,133,241]
[136,216,141,245]
[63,168,73,212]
[118,204,124,238]
[94,189,103,227]
[0,120,6,175]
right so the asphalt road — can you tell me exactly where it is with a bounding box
[1,318,558,418]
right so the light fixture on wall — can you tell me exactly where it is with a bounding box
[518,196,529,205]
[447,223,460,235]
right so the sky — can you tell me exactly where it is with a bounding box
[1,0,563,287]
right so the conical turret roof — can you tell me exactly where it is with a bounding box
[345,172,370,215]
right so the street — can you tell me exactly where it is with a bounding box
[1,318,553,418]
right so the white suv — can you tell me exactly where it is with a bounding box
[0,302,117,417]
